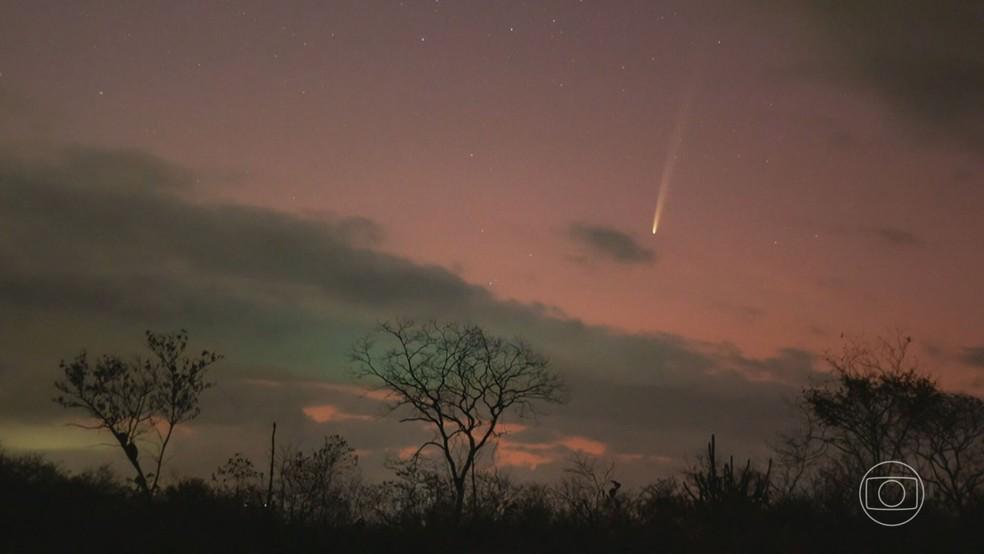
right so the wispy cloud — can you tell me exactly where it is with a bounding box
[302,404,375,424]
[568,223,655,265]
[859,226,922,248]
[961,347,984,369]
[791,0,984,150]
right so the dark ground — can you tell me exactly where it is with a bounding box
[2,451,981,554]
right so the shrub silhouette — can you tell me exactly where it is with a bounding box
[684,434,772,511]
[8,329,982,552]
[53,330,221,496]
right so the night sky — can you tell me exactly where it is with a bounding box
[0,1,981,484]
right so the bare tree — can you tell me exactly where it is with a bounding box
[802,334,938,475]
[372,455,455,527]
[556,453,623,525]
[770,404,828,500]
[53,330,220,496]
[470,467,517,520]
[915,393,984,513]
[278,435,358,525]
[351,319,567,519]
[212,452,264,506]
[797,333,984,514]
[634,477,685,526]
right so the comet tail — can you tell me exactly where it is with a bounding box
[652,75,698,234]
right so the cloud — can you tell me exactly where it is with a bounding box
[302,404,375,424]
[961,347,984,369]
[859,226,923,248]
[495,448,553,469]
[792,0,984,149]
[826,225,923,249]
[495,435,608,469]
[568,223,655,265]
[709,301,766,322]
[0,143,819,484]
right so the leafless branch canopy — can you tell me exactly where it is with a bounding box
[796,333,984,513]
[53,329,221,496]
[804,334,937,471]
[350,319,567,517]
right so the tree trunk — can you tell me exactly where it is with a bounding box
[114,432,151,498]
[453,476,467,521]
[266,422,276,508]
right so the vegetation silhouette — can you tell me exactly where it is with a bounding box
[351,319,568,520]
[2,327,981,552]
[53,329,220,497]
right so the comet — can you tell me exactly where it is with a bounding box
[651,73,699,235]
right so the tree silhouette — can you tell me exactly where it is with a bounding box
[278,435,358,525]
[771,404,827,500]
[796,333,984,512]
[557,453,624,525]
[915,392,984,513]
[803,334,937,475]
[53,329,220,496]
[212,452,264,506]
[351,319,567,519]
[372,455,454,527]
[13,330,982,552]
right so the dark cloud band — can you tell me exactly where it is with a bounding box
[0,144,816,484]
[568,222,655,265]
